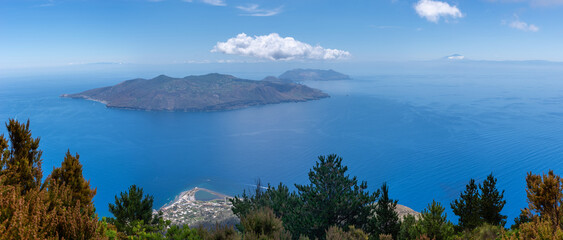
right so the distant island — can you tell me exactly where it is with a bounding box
[277,69,351,82]
[61,73,329,112]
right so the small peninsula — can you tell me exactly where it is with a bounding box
[278,69,351,82]
[61,73,329,112]
[158,187,420,228]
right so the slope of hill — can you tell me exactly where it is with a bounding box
[62,73,329,111]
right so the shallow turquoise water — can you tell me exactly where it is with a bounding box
[2,72,563,224]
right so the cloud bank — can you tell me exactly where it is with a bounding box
[211,33,351,61]
[414,0,463,23]
[509,20,539,32]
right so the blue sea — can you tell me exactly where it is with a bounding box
[2,69,563,224]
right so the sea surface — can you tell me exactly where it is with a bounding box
[2,71,563,224]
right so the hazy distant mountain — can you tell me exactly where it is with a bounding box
[278,69,351,82]
[61,73,329,112]
[444,54,465,60]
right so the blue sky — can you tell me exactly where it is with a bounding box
[2,0,563,70]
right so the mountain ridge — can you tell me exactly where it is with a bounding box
[61,73,329,112]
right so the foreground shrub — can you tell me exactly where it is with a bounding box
[398,215,419,240]
[241,207,291,240]
[454,223,503,240]
[166,225,202,240]
[326,226,368,240]
[0,119,104,239]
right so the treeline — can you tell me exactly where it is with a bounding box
[1,119,563,239]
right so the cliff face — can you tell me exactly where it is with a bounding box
[62,73,329,112]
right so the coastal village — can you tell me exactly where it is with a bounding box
[158,187,238,227]
[158,187,421,228]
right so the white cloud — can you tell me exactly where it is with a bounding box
[211,33,351,61]
[202,0,226,6]
[236,4,283,16]
[509,20,539,32]
[414,0,463,23]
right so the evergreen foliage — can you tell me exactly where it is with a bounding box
[108,184,163,235]
[231,181,298,221]
[230,181,299,235]
[0,119,104,239]
[523,170,563,234]
[0,119,43,194]
[418,200,454,240]
[48,150,97,214]
[295,154,380,239]
[451,179,481,230]
[479,173,507,227]
[397,215,419,240]
[369,182,400,239]
[511,209,532,230]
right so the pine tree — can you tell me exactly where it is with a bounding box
[479,173,506,227]
[370,182,400,239]
[231,181,299,225]
[451,179,482,230]
[525,170,563,232]
[295,154,380,239]
[0,119,43,194]
[419,200,454,240]
[48,150,97,214]
[108,184,160,234]
[0,119,104,239]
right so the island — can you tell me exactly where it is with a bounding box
[278,69,351,82]
[61,73,329,112]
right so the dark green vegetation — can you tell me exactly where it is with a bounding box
[278,69,351,82]
[62,73,329,111]
[108,185,165,236]
[450,174,507,232]
[3,118,563,239]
